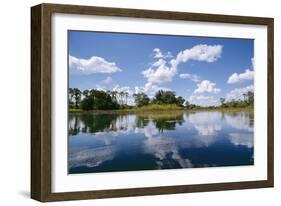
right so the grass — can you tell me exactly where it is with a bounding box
[69,104,254,114]
[69,108,83,112]
[186,106,254,112]
[134,104,182,111]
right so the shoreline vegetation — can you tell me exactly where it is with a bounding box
[69,105,253,114]
[68,88,254,114]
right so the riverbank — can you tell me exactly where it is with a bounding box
[69,104,254,114]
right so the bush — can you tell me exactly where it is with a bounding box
[135,104,182,111]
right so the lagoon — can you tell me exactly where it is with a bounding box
[68,111,254,174]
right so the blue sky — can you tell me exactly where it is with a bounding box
[68,30,254,106]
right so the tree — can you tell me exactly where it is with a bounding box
[124,92,129,105]
[82,89,90,98]
[220,98,226,107]
[247,91,254,105]
[243,93,247,102]
[80,96,94,110]
[110,91,118,104]
[152,90,185,106]
[118,91,125,106]
[176,96,185,106]
[133,93,150,107]
[72,88,82,108]
[79,89,120,110]
[68,88,74,108]
[153,90,177,104]
[184,100,190,108]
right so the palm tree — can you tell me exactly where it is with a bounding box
[82,89,89,98]
[73,88,82,108]
[110,91,118,103]
[220,98,225,106]
[243,93,247,102]
[124,92,129,105]
[119,91,125,105]
[68,88,74,102]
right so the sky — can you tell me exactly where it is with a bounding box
[68,30,254,106]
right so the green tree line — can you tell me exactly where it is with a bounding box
[219,91,254,108]
[69,88,254,111]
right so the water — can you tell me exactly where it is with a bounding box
[68,111,254,174]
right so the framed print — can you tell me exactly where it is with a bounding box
[31,3,274,202]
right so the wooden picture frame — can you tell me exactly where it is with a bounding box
[31,3,274,202]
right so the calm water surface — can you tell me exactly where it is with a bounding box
[68,111,254,174]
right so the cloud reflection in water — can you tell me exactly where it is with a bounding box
[68,111,254,173]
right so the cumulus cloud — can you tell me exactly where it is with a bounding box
[153,48,173,59]
[189,112,222,146]
[225,85,254,102]
[69,146,116,169]
[140,121,193,168]
[134,82,170,95]
[142,59,177,85]
[170,44,223,69]
[95,77,114,91]
[69,55,122,74]
[112,85,133,95]
[112,85,136,105]
[229,133,253,148]
[224,113,253,132]
[142,45,223,92]
[227,69,254,84]
[194,80,221,94]
[179,73,200,82]
[189,95,220,106]
[101,76,113,85]
[179,73,190,79]
[151,58,166,67]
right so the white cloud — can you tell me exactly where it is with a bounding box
[112,85,135,105]
[141,45,223,96]
[112,85,133,95]
[179,73,190,79]
[153,48,173,59]
[69,146,116,169]
[69,55,122,74]
[171,44,223,69]
[225,84,254,102]
[143,44,222,88]
[194,80,221,94]
[142,59,177,84]
[101,76,113,85]
[227,69,254,84]
[151,58,166,67]
[140,122,193,168]
[143,82,160,94]
[179,73,200,82]
[229,133,253,148]
[189,112,222,146]
[95,77,114,91]
[134,82,170,95]
[224,113,253,132]
[189,95,220,106]
[153,48,163,58]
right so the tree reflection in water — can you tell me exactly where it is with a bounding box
[69,111,185,135]
[68,111,254,174]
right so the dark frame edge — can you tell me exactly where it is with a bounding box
[31,4,53,202]
[267,18,274,187]
[31,4,43,202]
[40,3,274,25]
[31,3,274,202]
[44,180,272,202]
